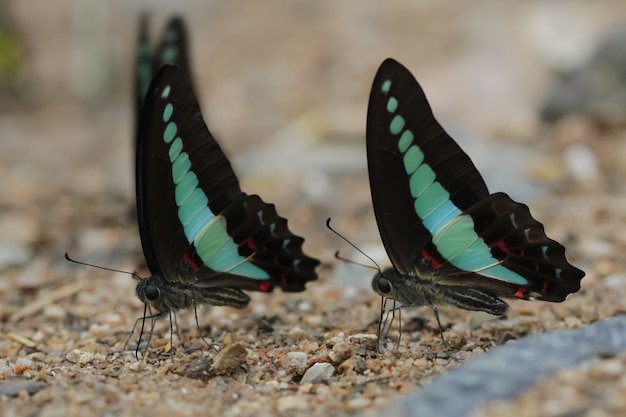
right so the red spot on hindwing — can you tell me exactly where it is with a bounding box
[257,281,272,292]
[240,237,257,252]
[182,252,200,272]
[493,241,510,255]
[421,249,442,269]
[514,287,527,299]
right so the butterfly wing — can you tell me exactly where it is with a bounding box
[137,65,318,291]
[367,58,489,276]
[135,16,193,137]
[440,193,584,301]
[367,58,584,301]
[152,17,193,82]
[134,15,152,135]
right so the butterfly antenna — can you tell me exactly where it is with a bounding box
[64,252,143,281]
[325,218,381,271]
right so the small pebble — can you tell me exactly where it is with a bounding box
[329,341,352,365]
[283,352,308,372]
[211,343,247,376]
[186,357,212,382]
[301,362,335,384]
[128,361,143,372]
[347,334,378,351]
[13,357,34,375]
[65,349,95,366]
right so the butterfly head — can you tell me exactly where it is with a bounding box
[136,274,170,313]
[372,267,410,303]
[371,266,448,308]
[372,269,393,296]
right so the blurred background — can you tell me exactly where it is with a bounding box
[3,1,626,415]
[1,0,626,334]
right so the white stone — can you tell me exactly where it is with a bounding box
[300,362,335,384]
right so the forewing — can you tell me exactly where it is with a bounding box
[136,65,243,279]
[367,58,489,275]
[152,17,193,83]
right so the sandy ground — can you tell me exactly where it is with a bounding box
[1,1,626,416]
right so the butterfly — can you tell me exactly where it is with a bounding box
[135,15,193,136]
[134,64,319,348]
[367,58,585,344]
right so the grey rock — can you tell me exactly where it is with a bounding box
[378,315,626,417]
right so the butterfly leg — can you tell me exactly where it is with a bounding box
[123,303,168,359]
[193,304,212,347]
[428,302,449,349]
[376,297,386,353]
[122,303,150,358]
[377,297,400,353]
[397,308,402,351]
[141,311,161,357]
[166,311,179,354]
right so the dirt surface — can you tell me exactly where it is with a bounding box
[1,1,626,416]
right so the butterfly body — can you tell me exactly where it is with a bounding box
[136,65,319,318]
[136,273,250,312]
[372,268,508,315]
[367,58,584,322]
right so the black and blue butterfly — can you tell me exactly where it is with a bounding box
[134,64,319,345]
[367,58,585,342]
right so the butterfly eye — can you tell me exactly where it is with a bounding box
[376,277,392,294]
[145,285,160,301]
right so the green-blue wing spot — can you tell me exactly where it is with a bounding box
[163,122,177,143]
[175,171,199,206]
[160,27,180,63]
[409,164,435,197]
[414,182,450,219]
[161,46,178,64]
[478,265,531,284]
[178,188,208,227]
[184,207,215,243]
[194,216,269,279]
[398,130,414,153]
[172,152,191,184]
[163,103,173,122]
[381,79,392,94]
[390,115,405,135]
[168,137,183,161]
[387,97,398,113]
[433,216,528,285]
[422,200,460,233]
[403,145,424,175]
